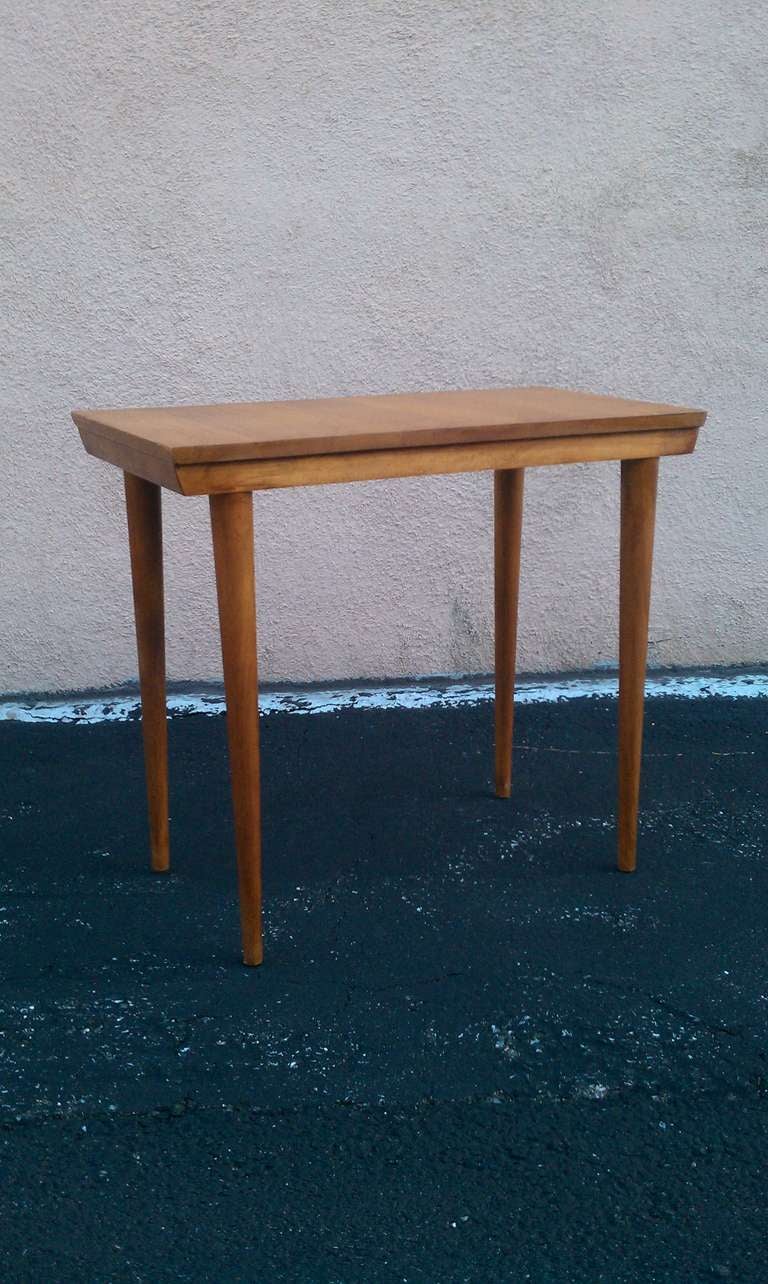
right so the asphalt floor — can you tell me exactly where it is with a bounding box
[0,683,766,1281]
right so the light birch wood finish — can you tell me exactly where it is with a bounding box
[494,470,525,799]
[618,458,659,873]
[73,386,707,469]
[123,473,169,873]
[174,427,697,496]
[210,492,263,966]
[74,387,706,965]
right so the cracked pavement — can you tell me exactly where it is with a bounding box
[0,687,766,1280]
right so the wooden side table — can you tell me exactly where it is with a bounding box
[73,387,706,965]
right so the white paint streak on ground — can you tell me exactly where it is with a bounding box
[2,672,768,725]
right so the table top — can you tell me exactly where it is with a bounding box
[73,386,705,468]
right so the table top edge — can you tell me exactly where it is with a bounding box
[73,390,707,468]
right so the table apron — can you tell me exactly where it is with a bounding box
[174,427,698,495]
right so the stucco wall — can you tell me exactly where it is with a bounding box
[3,1,767,694]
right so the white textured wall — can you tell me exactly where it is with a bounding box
[3,2,767,694]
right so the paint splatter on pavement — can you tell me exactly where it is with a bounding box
[0,685,766,1280]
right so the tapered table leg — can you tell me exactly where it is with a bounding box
[124,473,169,873]
[618,457,659,871]
[209,491,263,966]
[494,469,525,798]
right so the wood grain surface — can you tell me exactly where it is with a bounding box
[73,386,706,476]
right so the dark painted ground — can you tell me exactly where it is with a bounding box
[1,687,767,1281]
